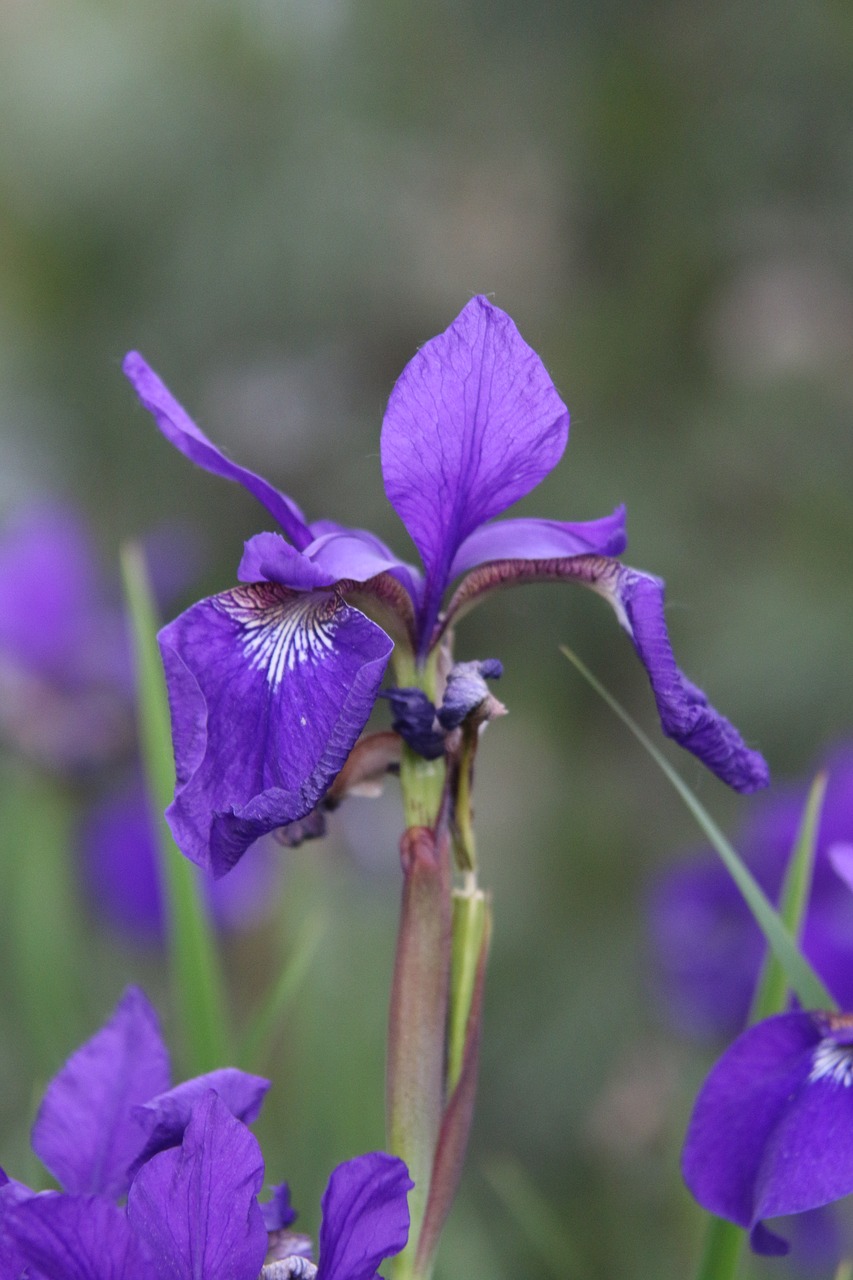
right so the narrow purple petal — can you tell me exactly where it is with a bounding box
[159,583,393,875]
[443,553,768,793]
[32,987,170,1199]
[6,1193,154,1280]
[381,296,569,641]
[129,1068,270,1177]
[124,353,312,550]
[449,506,627,578]
[611,566,769,792]
[317,1152,412,1280]
[127,1091,267,1280]
[682,1012,823,1230]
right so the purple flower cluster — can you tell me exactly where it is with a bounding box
[0,988,411,1279]
[124,296,768,878]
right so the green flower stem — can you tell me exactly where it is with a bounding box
[695,1218,744,1280]
[386,825,453,1280]
[447,884,489,1093]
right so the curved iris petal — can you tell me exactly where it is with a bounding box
[159,583,394,876]
[682,1012,853,1252]
[611,566,769,792]
[449,506,627,579]
[6,1193,154,1280]
[123,353,312,550]
[238,534,340,591]
[317,1152,412,1280]
[380,296,570,641]
[128,1069,270,1178]
[444,554,768,793]
[32,987,170,1199]
[127,1091,267,1280]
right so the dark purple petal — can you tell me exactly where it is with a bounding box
[159,583,393,876]
[682,1010,853,1246]
[611,565,769,792]
[5,1193,150,1280]
[449,506,627,578]
[0,1177,36,1280]
[381,296,569,643]
[381,688,445,760]
[444,554,768,793]
[124,353,312,550]
[127,1091,267,1280]
[32,987,170,1199]
[261,1183,297,1231]
[129,1068,270,1177]
[317,1152,412,1280]
[5,1193,154,1280]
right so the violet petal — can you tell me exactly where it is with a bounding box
[261,1183,297,1231]
[612,566,769,792]
[381,296,569,641]
[123,353,312,550]
[127,1091,267,1280]
[5,1193,154,1280]
[238,534,339,591]
[317,1152,412,1280]
[159,584,393,875]
[449,506,627,579]
[681,1011,853,1247]
[32,987,170,1199]
[129,1068,270,1178]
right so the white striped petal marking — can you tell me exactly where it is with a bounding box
[216,583,339,690]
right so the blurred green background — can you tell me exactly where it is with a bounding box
[2,2,853,1276]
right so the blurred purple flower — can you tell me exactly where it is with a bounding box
[1,987,412,1280]
[80,771,280,942]
[0,500,133,770]
[682,1009,853,1257]
[125,296,767,878]
[0,496,279,940]
[649,743,853,1039]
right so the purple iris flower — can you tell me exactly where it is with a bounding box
[1,987,412,1280]
[682,1009,853,1256]
[649,743,853,1039]
[124,296,768,877]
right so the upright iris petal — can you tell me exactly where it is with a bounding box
[127,1091,268,1280]
[160,583,393,875]
[380,295,570,644]
[316,1152,412,1280]
[31,986,170,1200]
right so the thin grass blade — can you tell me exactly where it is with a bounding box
[121,542,231,1072]
[559,646,832,1013]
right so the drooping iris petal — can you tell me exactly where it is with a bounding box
[317,1151,412,1280]
[123,353,312,550]
[381,296,570,642]
[5,1193,154,1280]
[444,554,768,793]
[127,1091,267,1280]
[449,506,627,579]
[682,1011,853,1252]
[610,565,769,792]
[32,986,170,1199]
[128,1068,270,1177]
[159,583,394,875]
